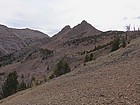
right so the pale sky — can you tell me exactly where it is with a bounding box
[0,0,140,36]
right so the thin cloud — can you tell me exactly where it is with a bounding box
[123,17,128,20]
[135,16,140,19]
[0,0,140,36]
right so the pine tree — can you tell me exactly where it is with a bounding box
[53,59,71,77]
[2,71,18,98]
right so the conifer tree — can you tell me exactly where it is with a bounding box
[2,71,18,98]
[53,59,71,77]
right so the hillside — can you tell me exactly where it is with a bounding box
[0,21,126,88]
[0,25,49,56]
[0,34,140,105]
[0,21,140,104]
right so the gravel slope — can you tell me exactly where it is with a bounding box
[0,38,140,105]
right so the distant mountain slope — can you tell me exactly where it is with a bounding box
[11,28,49,44]
[54,20,101,40]
[0,25,49,56]
[0,25,26,56]
[1,34,140,105]
[44,20,102,50]
[66,20,101,39]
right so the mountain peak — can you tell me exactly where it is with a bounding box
[52,25,71,39]
[79,20,92,27]
[53,20,101,40]
[65,20,101,38]
[62,25,71,31]
[57,25,71,35]
[81,20,88,24]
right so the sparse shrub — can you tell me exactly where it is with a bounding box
[47,66,50,70]
[49,74,54,79]
[84,54,89,62]
[122,38,126,48]
[84,63,86,66]
[127,41,130,44]
[18,74,26,91]
[0,72,5,76]
[18,80,26,91]
[31,76,35,81]
[26,82,32,89]
[84,53,95,63]
[111,38,120,52]
[89,53,93,61]
[40,48,53,60]
[0,53,15,66]
[25,53,33,60]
